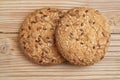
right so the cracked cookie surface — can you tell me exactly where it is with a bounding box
[19,8,65,65]
[56,7,110,65]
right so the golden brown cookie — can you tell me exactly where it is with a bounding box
[19,8,65,65]
[56,7,110,65]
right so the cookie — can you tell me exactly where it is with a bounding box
[19,8,65,65]
[56,7,110,65]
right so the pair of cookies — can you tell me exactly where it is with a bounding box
[19,7,110,65]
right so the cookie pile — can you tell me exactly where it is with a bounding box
[19,7,110,66]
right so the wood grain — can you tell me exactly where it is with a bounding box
[0,0,120,80]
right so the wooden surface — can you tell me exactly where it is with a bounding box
[0,0,120,80]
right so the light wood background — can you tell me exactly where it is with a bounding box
[0,0,120,80]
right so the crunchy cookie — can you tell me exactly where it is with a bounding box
[19,8,65,65]
[56,7,110,65]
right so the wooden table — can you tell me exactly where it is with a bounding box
[0,0,120,80]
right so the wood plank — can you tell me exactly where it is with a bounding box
[0,51,120,73]
[0,34,120,54]
[0,0,120,33]
[0,77,120,80]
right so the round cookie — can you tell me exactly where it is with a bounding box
[19,8,65,65]
[56,7,110,65]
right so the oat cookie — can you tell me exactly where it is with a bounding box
[19,8,65,65]
[56,7,110,65]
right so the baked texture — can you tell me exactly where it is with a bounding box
[56,7,110,65]
[19,8,65,65]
